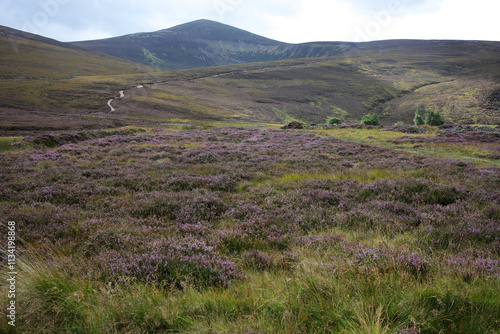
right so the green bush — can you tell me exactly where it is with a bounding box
[361,113,380,126]
[327,117,342,125]
[425,110,444,126]
[413,107,424,126]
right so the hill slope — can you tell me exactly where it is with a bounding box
[0,22,499,131]
[0,26,155,131]
[0,25,151,79]
[106,39,500,126]
[72,19,352,70]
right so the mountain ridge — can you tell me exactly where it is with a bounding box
[72,19,353,70]
[71,19,500,72]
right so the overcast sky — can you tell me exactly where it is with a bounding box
[1,0,499,43]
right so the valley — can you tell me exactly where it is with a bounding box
[0,19,499,334]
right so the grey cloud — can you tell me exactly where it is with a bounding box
[1,0,219,41]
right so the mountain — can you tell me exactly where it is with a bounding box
[0,21,499,132]
[72,19,352,70]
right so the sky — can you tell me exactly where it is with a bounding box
[0,0,499,43]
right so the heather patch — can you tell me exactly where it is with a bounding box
[1,127,498,333]
[93,237,242,288]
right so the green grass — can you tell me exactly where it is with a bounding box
[316,127,435,141]
[0,137,31,152]
[265,168,424,185]
[35,161,54,170]
[316,128,500,168]
[0,137,20,152]
[4,243,498,333]
[271,107,302,124]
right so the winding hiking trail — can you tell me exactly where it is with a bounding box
[107,99,115,112]
[107,90,124,112]
[105,60,326,112]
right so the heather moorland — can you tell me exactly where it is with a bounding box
[0,124,498,333]
[1,18,499,334]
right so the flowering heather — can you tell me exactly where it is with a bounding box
[397,252,429,278]
[0,126,499,332]
[392,131,500,144]
[93,237,242,288]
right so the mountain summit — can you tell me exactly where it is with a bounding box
[72,19,350,70]
[163,19,280,44]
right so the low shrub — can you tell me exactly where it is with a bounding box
[94,238,242,288]
[327,117,342,125]
[361,113,380,126]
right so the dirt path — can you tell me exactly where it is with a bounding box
[107,91,125,112]
[107,99,115,112]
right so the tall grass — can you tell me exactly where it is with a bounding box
[0,137,25,153]
[5,244,497,333]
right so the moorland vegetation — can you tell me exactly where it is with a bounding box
[1,124,498,333]
[0,20,499,333]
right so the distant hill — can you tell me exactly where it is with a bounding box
[0,21,499,131]
[0,26,152,126]
[72,19,352,70]
[0,25,151,79]
[0,25,76,49]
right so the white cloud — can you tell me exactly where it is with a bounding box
[260,0,500,42]
[0,0,498,42]
[379,0,500,41]
[260,0,359,43]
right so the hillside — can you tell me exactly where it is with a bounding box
[0,22,499,132]
[0,25,151,79]
[0,26,158,131]
[111,40,500,126]
[72,19,351,70]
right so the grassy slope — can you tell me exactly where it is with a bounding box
[1,28,499,131]
[0,33,151,79]
[350,40,500,125]
[0,29,158,131]
[0,27,154,103]
[115,42,500,126]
